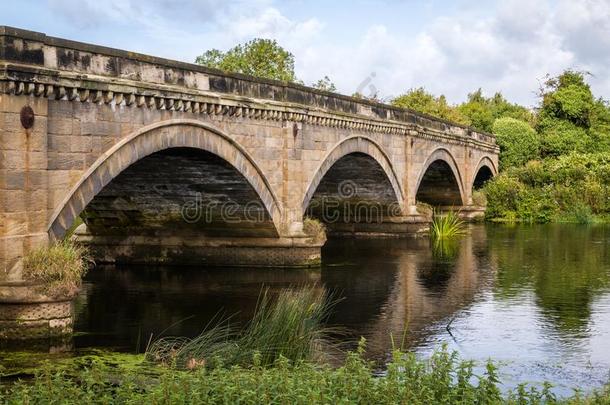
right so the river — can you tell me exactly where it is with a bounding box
[5,224,610,395]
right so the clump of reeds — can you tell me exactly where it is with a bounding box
[430,210,466,239]
[22,239,90,296]
[146,285,338,370]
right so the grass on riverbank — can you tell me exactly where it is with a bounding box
[22,239,90,296]
[2,343,610,404]
[146,286,339,369]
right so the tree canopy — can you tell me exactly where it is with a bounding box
[195,38,298,82]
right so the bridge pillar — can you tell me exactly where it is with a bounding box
[0,94,75,340]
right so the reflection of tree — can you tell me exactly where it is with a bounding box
[489,224,610,334]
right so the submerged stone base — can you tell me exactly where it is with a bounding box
[78,235,324,267]
[0,283,75,340]
[324,216,431,238]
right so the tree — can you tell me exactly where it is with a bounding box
[458,89,534,133]
[312,76,337,92]
[492,117,540,170]
[391,88,469,125]
[536,70,597,156]
[195,38,297,82]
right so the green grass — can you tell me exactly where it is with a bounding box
[22,239,90,296]
[146,286,339,369]
[3,344,610,404]
[430,210,466,239]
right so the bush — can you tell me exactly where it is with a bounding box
[483,174,524,221]
[492,117,540,169]
[483,152,610,223]
[22,239,89,296]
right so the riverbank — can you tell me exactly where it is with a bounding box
[2,345,609,404]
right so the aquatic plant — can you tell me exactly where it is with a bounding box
[430,210,466,239]
[146,285,338,369]
[22,239,90,296]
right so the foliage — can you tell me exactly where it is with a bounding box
[459,89,535,132]
[146,286,337,369]
[195,38,297,82]
[484,153,610,223]
[22,239,89,296]
[493,117,540,169]
[312,75,337,92]
[430,210,466,239]
[391,88,469,126]
[535,70,610,157]
[7,344,609,404]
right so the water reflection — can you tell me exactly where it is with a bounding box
[67,224,610,392]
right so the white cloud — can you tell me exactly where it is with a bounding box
[47,0,610,105]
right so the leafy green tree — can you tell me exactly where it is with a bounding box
[458,89,534,132]
[536,70,598,156]
[312,76,337,92]
[195,38,297,82]
[391,88,469,125]
[492,117,540,170]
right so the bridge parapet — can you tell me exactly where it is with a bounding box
[0,26,496,151]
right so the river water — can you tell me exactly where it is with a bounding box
[7,224,610,395]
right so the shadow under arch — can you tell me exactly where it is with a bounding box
[472,156,497,190]
[414,148,466,206]
[47,119,282,241]
[301,136,405,216]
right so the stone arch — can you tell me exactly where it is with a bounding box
[47,119,282,241]
[414,148,466,206]
[472,156,497,190]
[302,136,405,214]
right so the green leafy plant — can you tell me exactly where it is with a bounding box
[5,344,609,403]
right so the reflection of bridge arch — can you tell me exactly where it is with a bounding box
[362,230,494,357]
[47,119,282,240]
[302,136,405,215]
[415,148,466,206]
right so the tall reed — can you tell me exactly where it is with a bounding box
[429,210,466,239]
[146,285,338,369]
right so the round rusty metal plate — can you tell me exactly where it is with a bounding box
[20,106,35,129]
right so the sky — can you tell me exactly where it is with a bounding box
[3,0,610,107]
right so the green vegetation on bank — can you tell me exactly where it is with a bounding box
[2,344,610,404]
[392,71,610,223]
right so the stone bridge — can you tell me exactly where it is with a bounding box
[0,26,498,335]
